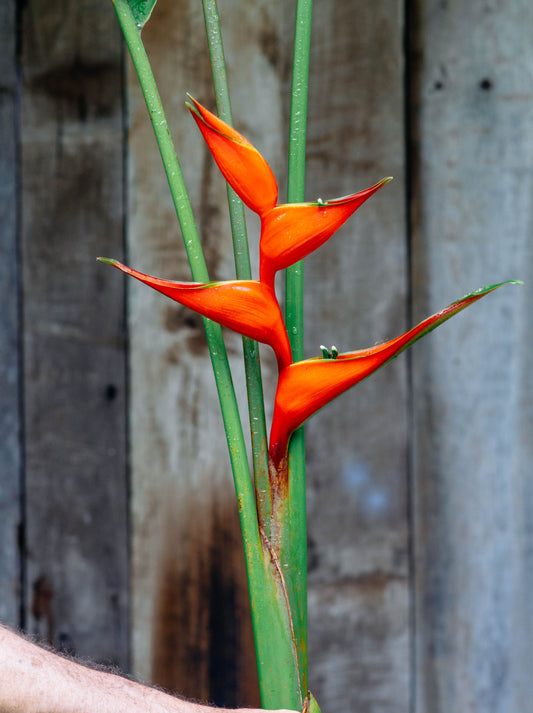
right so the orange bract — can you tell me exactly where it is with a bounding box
[269,283,510,464]
[98,258,292,369]
[260,179,392,288]
[187,96,278,216]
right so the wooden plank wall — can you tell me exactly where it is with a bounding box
[0,0,21,629]
[1,0,532,711]
[126,1,283,704]
[303,1,409,710]
[409,2,533,712]
[7,0,130,667]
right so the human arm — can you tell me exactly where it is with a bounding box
[0,625,296,713]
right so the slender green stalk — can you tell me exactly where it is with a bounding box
[111,0,248,521]
[284,0,314,694]
[201,0,271,532]
[111,3,301,707]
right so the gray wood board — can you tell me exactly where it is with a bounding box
[128,0,410,709]
[0,0,22,627]
[301,1,410,710]
[127,0,269,705]
[20,0,129,667]
[409,2,533,711]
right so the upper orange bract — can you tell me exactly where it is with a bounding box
[187,96,278,216]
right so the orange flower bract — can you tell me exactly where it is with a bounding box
[98,258,292,369]
[259,179,392,289]
[187,95,278,216]
[269,282,515,465]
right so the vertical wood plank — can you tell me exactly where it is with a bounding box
[410,2,533,711]
[20,0,129,666]
[0,0,22,628]
[127,0,282,704]
[128,0,410,708]
[299,1,410,710]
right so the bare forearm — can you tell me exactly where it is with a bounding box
[0,625,193,713]
[0,626,293,713]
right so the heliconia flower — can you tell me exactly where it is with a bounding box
[269,281,520,466]
[97,258,293,369]
[186,95,278,216]
[259,178,392,288]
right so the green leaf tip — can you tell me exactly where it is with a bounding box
[127,0,158,29]
[302,691,322,713]
[463,279,523,300]
[185,94,200,118]
[96,257,118,267]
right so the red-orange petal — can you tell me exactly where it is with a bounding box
[269,281,519,464]
[98,258,292,369]
[186,96,278,216]
[259,178,391,289]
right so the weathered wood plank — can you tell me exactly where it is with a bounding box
[20,0,129,666]
[410,2,533,711]
[0,0,22,628]
[299,1,410,710]
[128,0,409,708]
[127,0,277,704]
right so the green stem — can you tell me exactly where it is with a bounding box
[111,4,300,707]
[285,0,313,695]
[112,1,202,277]
[201,0,271,533]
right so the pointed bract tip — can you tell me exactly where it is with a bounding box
[318,176,393,206]
[187,95,278,214]
[467,278,523,299]
[97,257,118,267]
[185,94,202,118]
[302,691,322,713]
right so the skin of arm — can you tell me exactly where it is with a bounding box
[0,626,297,713]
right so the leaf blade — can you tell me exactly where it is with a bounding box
[126,0,158,29]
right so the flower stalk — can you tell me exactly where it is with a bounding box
[285,0,314,690]
[110,2,303,708]
[200,0,271,531]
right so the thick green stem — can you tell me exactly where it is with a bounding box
[111,3,300,707]
[285,0,314,695]
[201,0,271,533]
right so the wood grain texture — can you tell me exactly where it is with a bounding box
[299,1,410,710]
[0,0,22,628]
[20,0,129,666]
[126,0,282,704]
[409,2,533,711]
[3,1,531,710]
[128,0,410,709]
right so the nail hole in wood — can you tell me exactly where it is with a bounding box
[105,384,118,401]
